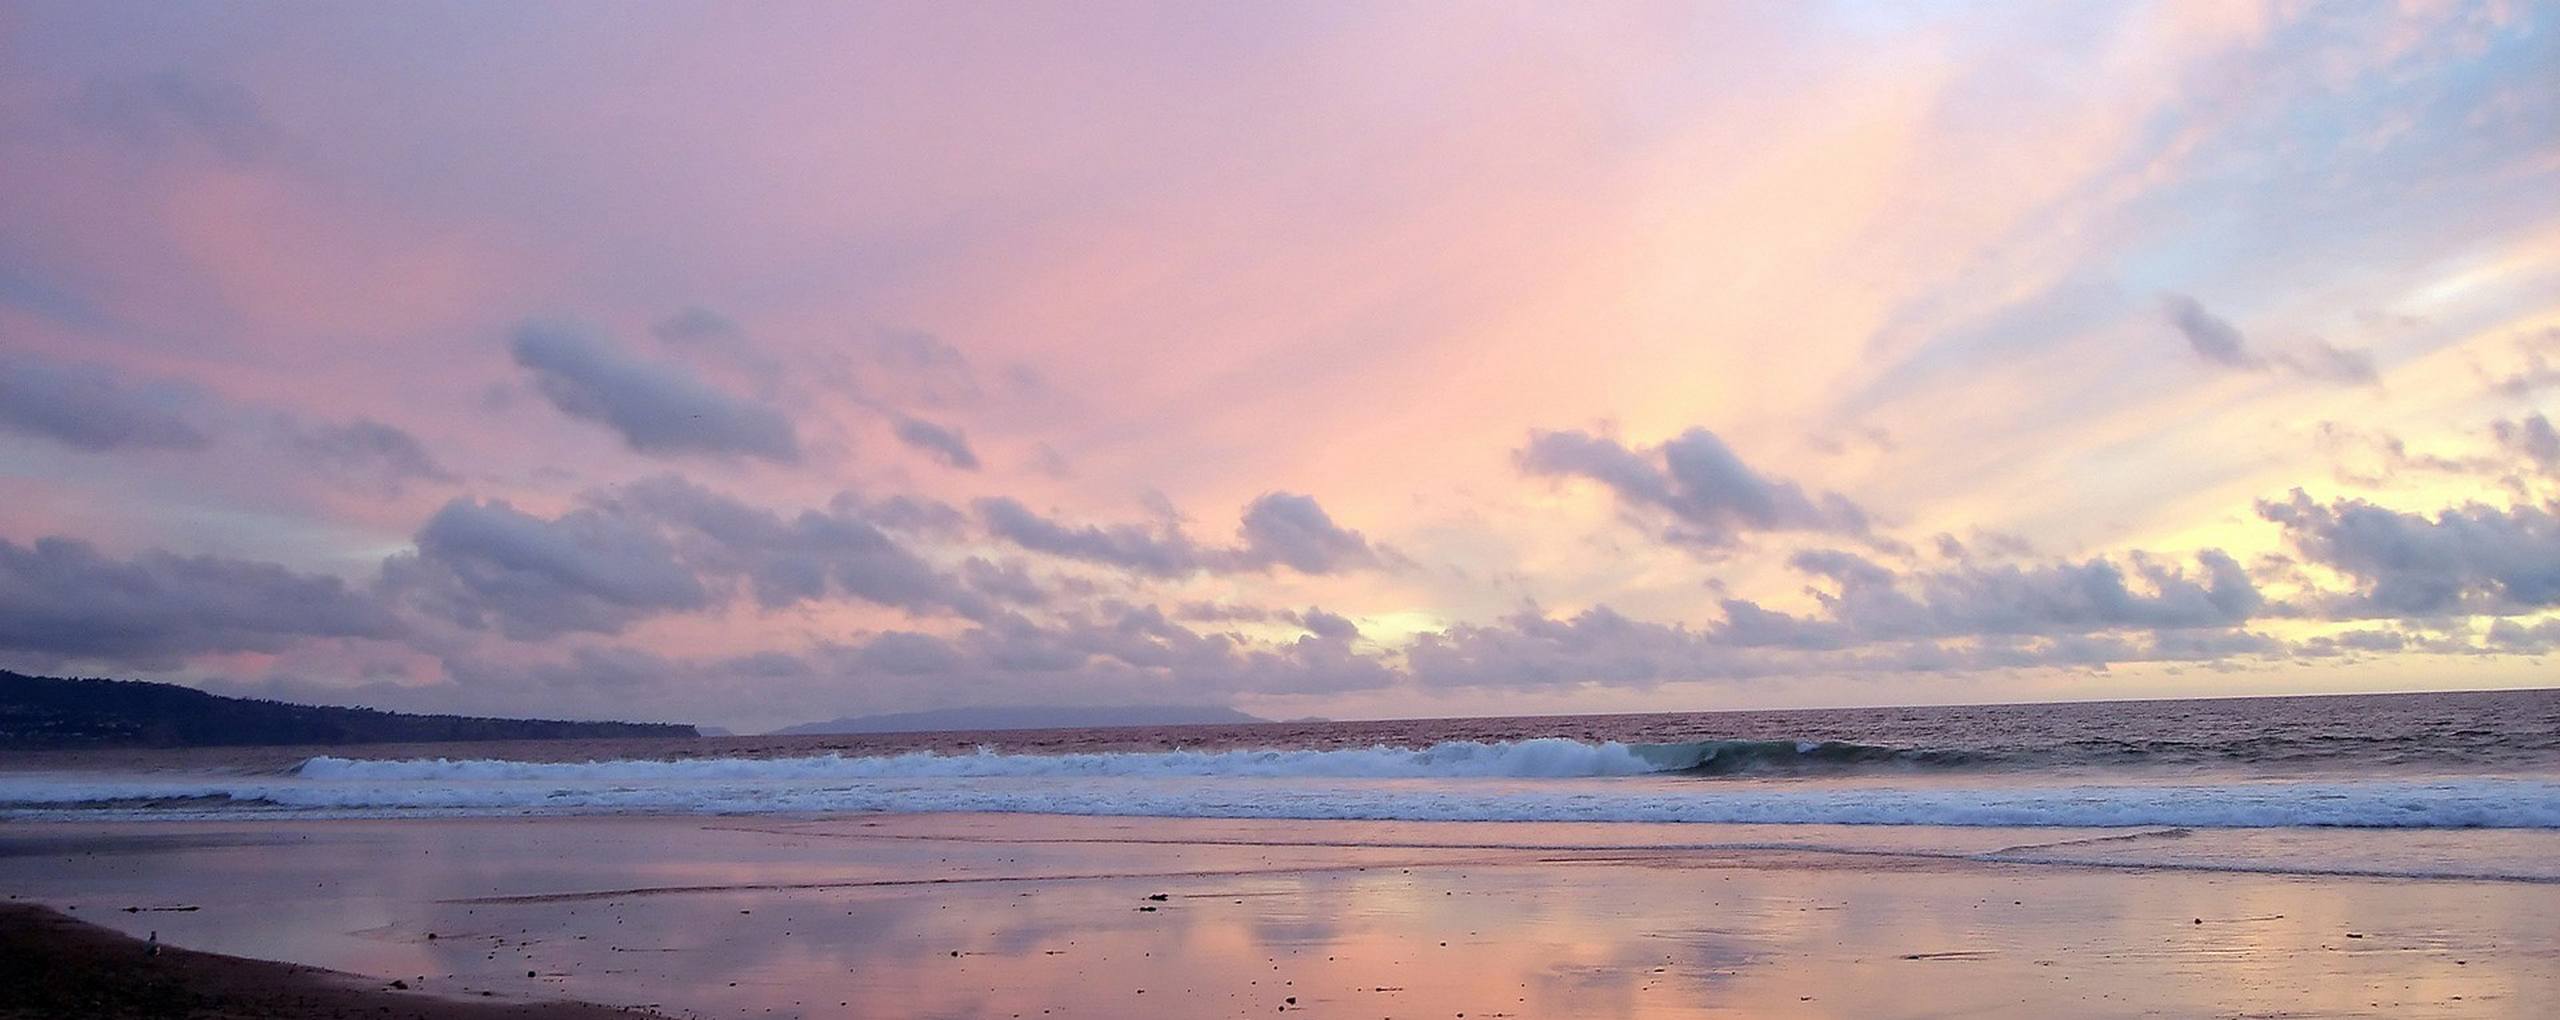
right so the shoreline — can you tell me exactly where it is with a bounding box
[0,902,672,1020]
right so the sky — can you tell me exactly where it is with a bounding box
[2,1,2557,732]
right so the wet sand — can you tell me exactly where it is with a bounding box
[0,902,666,1019]
[4,813,2553,1018]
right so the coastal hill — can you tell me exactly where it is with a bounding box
[772,704,1265,735]
[0,671,697,749]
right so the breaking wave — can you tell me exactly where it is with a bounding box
[299,737,1674,781]
[291,737,1976,783]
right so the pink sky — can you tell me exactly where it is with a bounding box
[2,1,2556,730]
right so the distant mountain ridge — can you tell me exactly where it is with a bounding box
[771,704,1266,735]
[0,671,697,749]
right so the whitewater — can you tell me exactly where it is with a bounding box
[9,735,2560,829]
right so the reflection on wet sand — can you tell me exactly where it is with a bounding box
[4,814,2551,1018]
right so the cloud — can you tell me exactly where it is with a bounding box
[0,264,109,328]
[1400,540,2291,691]
[975,492,1379,577]
[1288,607,1361,640]
[509,322,800,462]
[2258,490,2560,617]
[975,496,1203,577]
[1403,600,2300,692]
[1518,427,1870,547]
[2164,295,2377,384]
[2485,617,2560,654]
[0,352,209,452]
[855,330,982,408]
[1406,604,1741,690]
[959,557,1049,607]
[1235,493,1380,573]
[382,497,713,640]
[0,535,401,667]
[2164,294,2255,367]
[2274,340,2379,385]
[384,477,985,641]
[891,416,981,470]
[1176,601,1277,623]
[417,602,1400,726]
[2483,328,2560,398]
[70,71,281,162]
[2492,414,2559,469]
[1735,547,2265,644]
[2293,628,2410,657]
[651,307,738,344]
[279,417,455,494]
[2312,421,2494,487]
[854,631,970,675]
[599,475,985,618]
[926,604,1395,698]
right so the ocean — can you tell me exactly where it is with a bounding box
[6,688,2557,834]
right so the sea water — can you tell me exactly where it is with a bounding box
[5,689,2554,831]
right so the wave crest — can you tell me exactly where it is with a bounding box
[297,737,1668,782]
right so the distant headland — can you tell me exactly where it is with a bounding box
[770,704,1267,735]
[0,671,697,749]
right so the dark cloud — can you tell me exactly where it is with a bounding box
[412,603,1396,726]
[2485,617,2560,654]
[1518,427,1870,547]
[1405,540,2289,690]
[1176,601,1276,623]
[929,604,1394,698]
[975,492,1378,577]
[959,557,1049,607]
[2165,295,2378,384]
[2258,490,2560,617]
[891,416,981,470]
[975,497,1203,578]
[0,352,209,453]
[859,493,973,537]
[0,535,401,667]
[2164,294,2254,367]
[70,71,281,162]
[1751,547,2265,643]
[280,418,454,494]
[1405,601,2300,692]
[1287,608,1361,640]
[601,475,985,618]
[0,265,110,328]
[651,307,739,344]
[2492,414,2559,469]
[379,477,984,642]
[509,323,800,462]
[382,498,712,640]
[1235,493,1379,573]
[2293,628,2410,657]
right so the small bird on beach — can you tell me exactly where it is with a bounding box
[146,931,160,957]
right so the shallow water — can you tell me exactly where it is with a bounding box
[6,814,2554,1019]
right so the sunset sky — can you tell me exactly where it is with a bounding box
[3,1,2556,730]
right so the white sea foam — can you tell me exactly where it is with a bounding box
[4,743,2559,829]
[294,738,1668,781]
